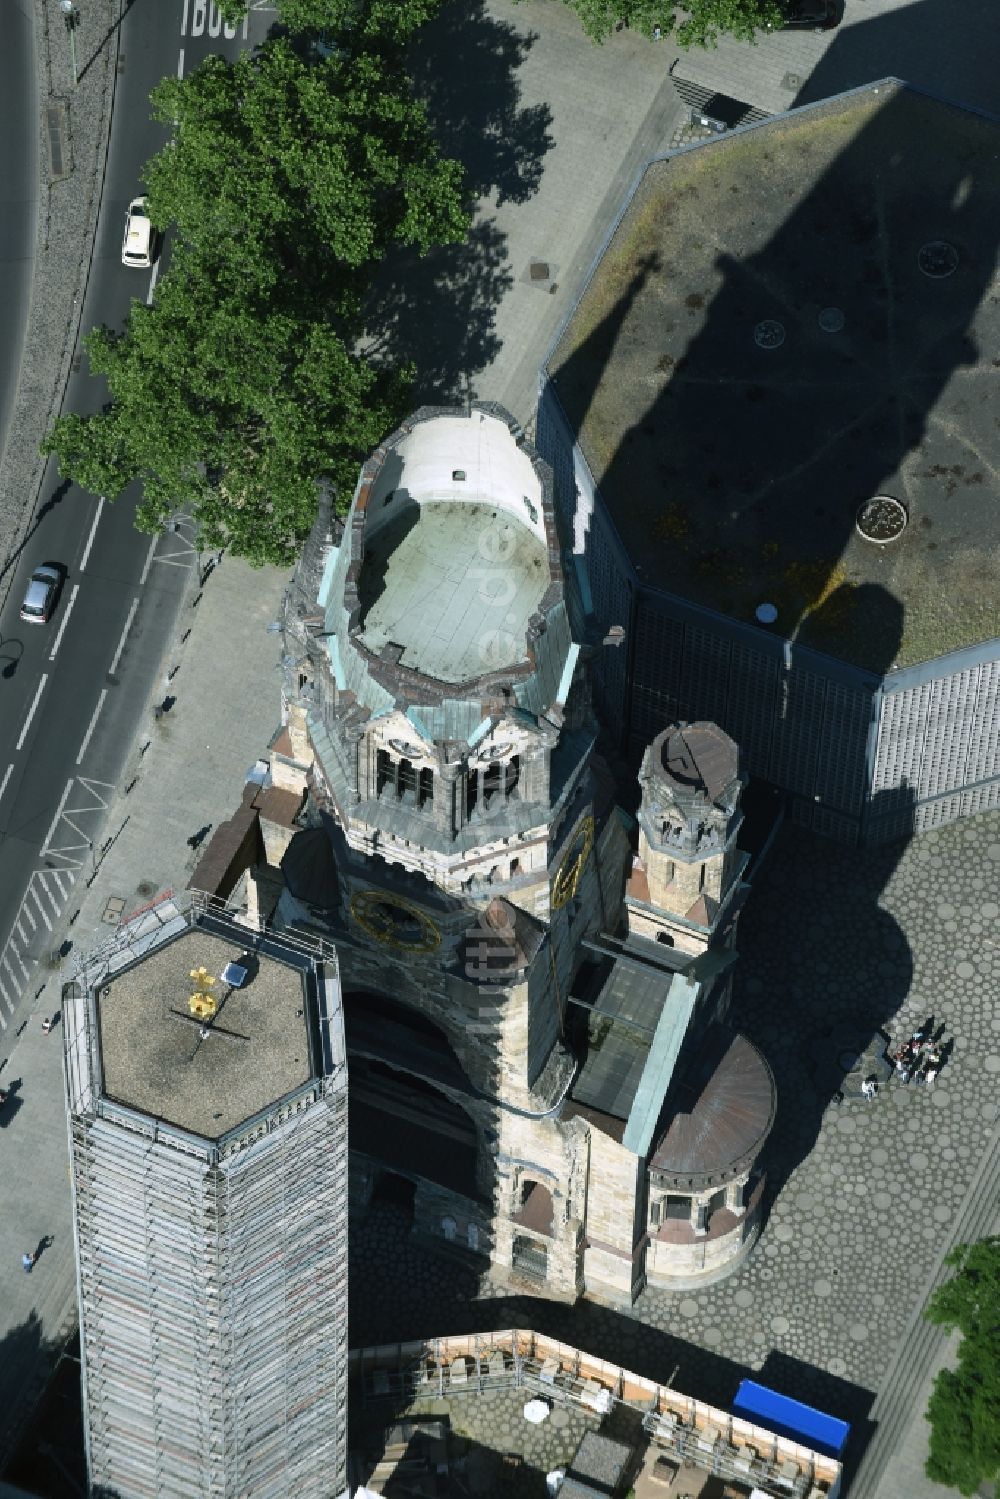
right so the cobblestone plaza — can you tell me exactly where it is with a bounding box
[349,807,1000,1455]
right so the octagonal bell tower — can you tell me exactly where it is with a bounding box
[626,721,747,958]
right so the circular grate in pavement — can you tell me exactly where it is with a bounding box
[754,319,785,350]
[918,241,959,278]
[818,307,845,332]
[856,494,908,544]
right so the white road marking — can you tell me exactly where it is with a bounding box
[4,944,28,980]
[77,689,108,766]
[16,674,47,752]
[108,597,139,676]
[146,258,161,305]
[139,534,157,585]
[20,902,36,934]
[178,46,185,78]
[80,497,104,571]
[41,779,74,856]
[0,763,12,804]
[48,582,80,661]
[27,888,53,932]
[1,951,23,987]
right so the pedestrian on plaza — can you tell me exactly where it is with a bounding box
[861,1078,878,1101]
[21,1251,35,1274]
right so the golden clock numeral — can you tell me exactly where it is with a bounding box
[349,890,441,953]
[551,816,594,910]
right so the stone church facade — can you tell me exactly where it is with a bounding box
[245,403,776,1302]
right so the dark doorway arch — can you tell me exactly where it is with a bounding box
[349,1058,480,1200]
[343,990,472,1094]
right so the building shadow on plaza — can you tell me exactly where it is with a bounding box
[793,0,1000,120]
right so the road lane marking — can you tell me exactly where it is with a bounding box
[0,764,12,804]
[20,902,36,933]
[80,497,104,571]
[15,675,47,752]
[178,47,185,78]
[77,690,108,766]
[139,535,157,585]
[4,944,28,980]
[108,597,139,676]
[146,258,161,305]
[48,583,79,661]
[28,889,53,932]
[41,779,74,856]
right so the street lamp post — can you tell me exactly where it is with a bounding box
[58,1,80,89]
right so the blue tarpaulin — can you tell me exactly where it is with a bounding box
[732,1379,850,1459]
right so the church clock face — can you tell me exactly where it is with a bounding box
[349,890,442,953]
[551,815,595,910]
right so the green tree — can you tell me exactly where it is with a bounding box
[44,19,467,565]
[218,0,442,40]
[543,0,785,49]
[923,1236,1000,1496]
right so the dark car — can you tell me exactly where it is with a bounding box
[19,564,62,624]
[773,0,841,29]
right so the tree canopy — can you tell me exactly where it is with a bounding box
[44,8,468,564]
[546,0,785,49]
[923,1236,1000,1496]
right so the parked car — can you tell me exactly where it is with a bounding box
[19,565,62,624]
[122,195,156,268]
[773,0,841,29]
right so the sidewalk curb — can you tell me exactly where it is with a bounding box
[0,0,124,615]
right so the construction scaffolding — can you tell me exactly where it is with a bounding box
[63,893,350,1499]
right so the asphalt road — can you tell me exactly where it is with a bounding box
[0,0,38,467]
[0,0,270,1027]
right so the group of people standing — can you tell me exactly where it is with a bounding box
[893,1018,947,1086]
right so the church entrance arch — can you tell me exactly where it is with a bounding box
[350,1058,480,1200]
[343,989,472,1094]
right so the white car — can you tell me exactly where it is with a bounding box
[122,196,155,268]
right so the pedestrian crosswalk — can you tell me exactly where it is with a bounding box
[0,867,76,1027]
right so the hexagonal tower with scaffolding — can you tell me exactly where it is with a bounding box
[62,892,349,1499]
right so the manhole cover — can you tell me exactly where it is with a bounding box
[818,307,845,332]
[754,319,785,350]
[856,494,908,544]
[918,241,958,278]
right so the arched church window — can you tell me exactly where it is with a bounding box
[376,748,393,797]
[505,755,520,798]
[482,761,504,807]
[397,758,417,803]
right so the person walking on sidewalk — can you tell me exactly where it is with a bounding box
[22,1251,35,1273]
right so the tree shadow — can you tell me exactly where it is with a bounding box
[408,0,554,209]
[363,0,554,402]
[366,218,514,405]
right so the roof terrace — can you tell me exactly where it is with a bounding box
[96,925,314,1140]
